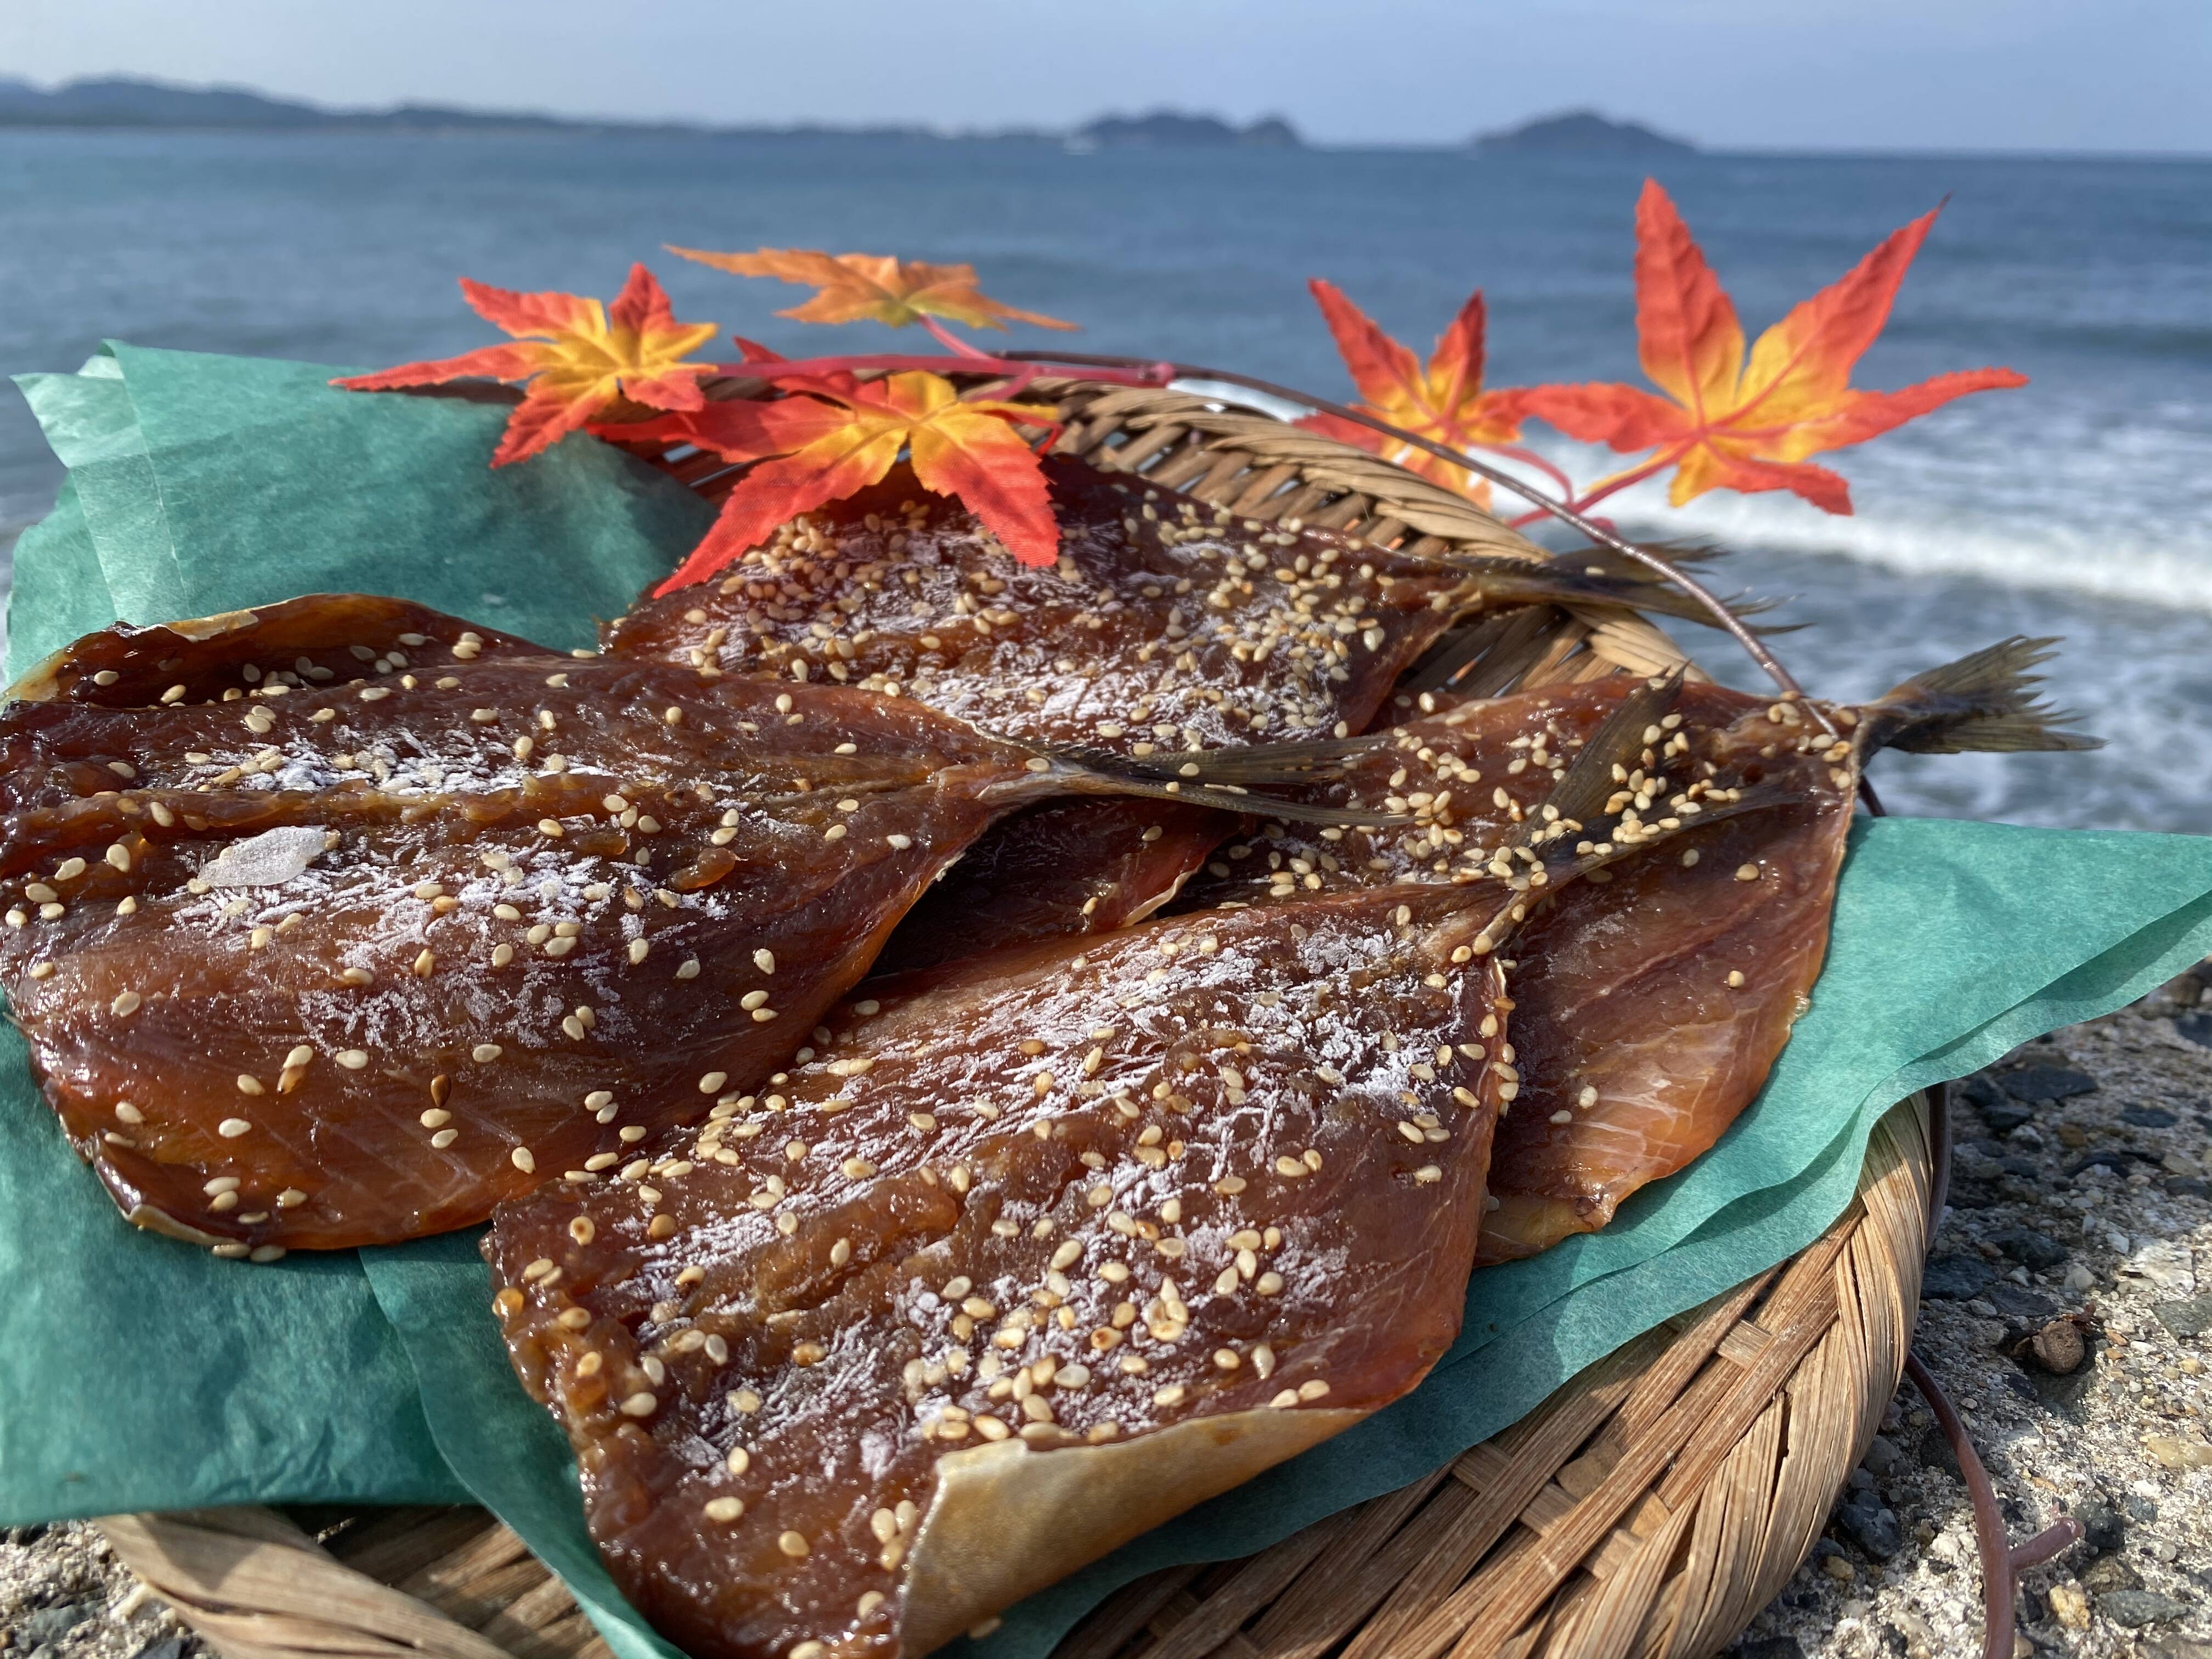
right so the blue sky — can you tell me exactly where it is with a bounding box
[3,0,2207,152]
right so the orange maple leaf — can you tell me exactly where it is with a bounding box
[612,372,1059,593]
[334,263,718,465]
[1517,180,2027,514]
[1296,279,1528,507]
[666,246,1077,332]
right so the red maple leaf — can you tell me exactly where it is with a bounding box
[612,372,1059,593]
[334,264,717,465]
[1296,279,1528,506]
[1517,180,2027,513]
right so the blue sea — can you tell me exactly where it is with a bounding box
[3,132,2208,830]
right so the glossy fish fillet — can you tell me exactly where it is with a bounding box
[479,683,1688,1659]
[1175,642,2093,1261]
[0,599,1372,1251]
[606,455,1685,969]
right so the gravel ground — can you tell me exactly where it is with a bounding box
[4,978,2209,1659]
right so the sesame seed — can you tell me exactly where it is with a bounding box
[1728,970,1746,988]
[491,944,515,967]
[753,949,776,974]
[431,1128,459,1149]
[677,958,701,980]
[54,857,87,882]
[421,1109,452,1128]
[699,1071,729,1093]
[110,990,142,1017]
[235,1075,264,1097]
[627,939,650,964]
[778,1531,810,1559]
[472,1043,503,1063]
[218,1118,253,1138]
[335,1049,369,1069]
[1735,864,1759,882]
[414,950,436,977]
[704,1497,743,1523]
[511,1147,537,1173]
[1578,1085,1598,1107]
[618,1391,657,1418]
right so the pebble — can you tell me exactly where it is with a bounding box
[1836,1489,1903,1559]
[2000,1065,2098,1103]
[1921,1254,1996,1301]
[2124,1106,2181,1127]
[1989,1226,2068,1270]
[2155,1293,2212,1338]
[2100,1588,2192,1627]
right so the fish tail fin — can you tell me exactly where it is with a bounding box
[1037,734,1410,828]
[1858,637,2102,756]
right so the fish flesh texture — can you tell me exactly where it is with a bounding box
[1173,640,2094,1260]
[0,597,1372,1251]
[606,456,1701,970]
[480,684,1686,1659]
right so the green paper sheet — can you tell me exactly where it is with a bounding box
[4,343,2209,1659]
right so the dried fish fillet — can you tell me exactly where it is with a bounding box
[0,605,1376,1251]
[481,683,1688,1659]
[1175,640,2095,1261]
[607,456,1698,968]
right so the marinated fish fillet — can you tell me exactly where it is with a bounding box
[1175,640,2095,1261]
[606,455,1701,969]
[482,684,1691,1659]
[0,601,1375,1251]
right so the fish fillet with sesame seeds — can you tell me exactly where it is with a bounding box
[0,607,1380,1251]
[480,681,1702,1659]
[604,454,1713,972]
[1172,642,2098,1261]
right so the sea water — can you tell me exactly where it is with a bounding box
[2,132,2206,828]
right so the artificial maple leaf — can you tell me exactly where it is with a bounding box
[611,372,1058,592]
[667,246,1077,332]
[1517,180,2026,513]
[335,263,718,465]
[1295,279,1528,506]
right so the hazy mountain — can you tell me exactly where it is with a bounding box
[1471,110,1696,156]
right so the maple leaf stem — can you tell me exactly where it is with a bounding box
[1468,439,1577,500]
[702,352,1171,388]
[920,315,997,359]
[1006,348,1824,725]
[1506,454,1675,528]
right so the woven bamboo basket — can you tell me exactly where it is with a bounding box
[94,379,1944,1659]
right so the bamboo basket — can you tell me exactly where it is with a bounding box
[95,380,1940,1659]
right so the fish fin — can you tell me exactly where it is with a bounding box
[1517,669,1685,849]
[1442,552,1780,629]
[1859,637,2102,755]
[1037,737,1411,828]
[1397,604,1567,700]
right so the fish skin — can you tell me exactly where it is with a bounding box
[1,616,1320,1251]
[484,881,1511,1659]
[606,456,1517,969]
[1171,677,1852,1263]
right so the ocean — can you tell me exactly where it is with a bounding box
[3,131,2207,830]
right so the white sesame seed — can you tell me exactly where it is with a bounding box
[753,949,775,974]
[699,1071,729,1093]
[218,1117,253,1138]
[430,1128,459,1149]
[472,1043,503,1063]
[110,990,143,1017]
[677,958,701,980]
[619,1391,657,1418]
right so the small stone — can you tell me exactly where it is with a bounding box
[2168,1175,2212,1199]
[1956,1072,2005,1108]
[2155,1295,2212,1338]
[2074,1497,2125,1555]
[1861,1432,1905,1477]
[2046,1582,2091,1629]
[2121,1105,2179,1127]
[1820,1551,1857,1581]
[1987,1283,2059,1321]
[2141,1435,2212,1471]
[1979,1099,2034,1133]
[129,1641,186,1659]
[2126,1239,2198,1294]
[2002,1065,2097,1103]
[2028,1317,2086,1374]
[2063,1262,2097,1293]
[19,1606,92,1645]
[1734,1640,1805,1659]
[1991,1227,2069,1270]
[2080,1553,2141,1593]
[2124,1494,2159,1523]
[1836,1488,1902,1559]
[2100,1589,2191,1628]
[2174,1010,2212,1047]
[1922,1253,1996,1300]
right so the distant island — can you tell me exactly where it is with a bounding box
[0,76,1302,149]
[1471,110,1696,156]
[1071,111,1301,150]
